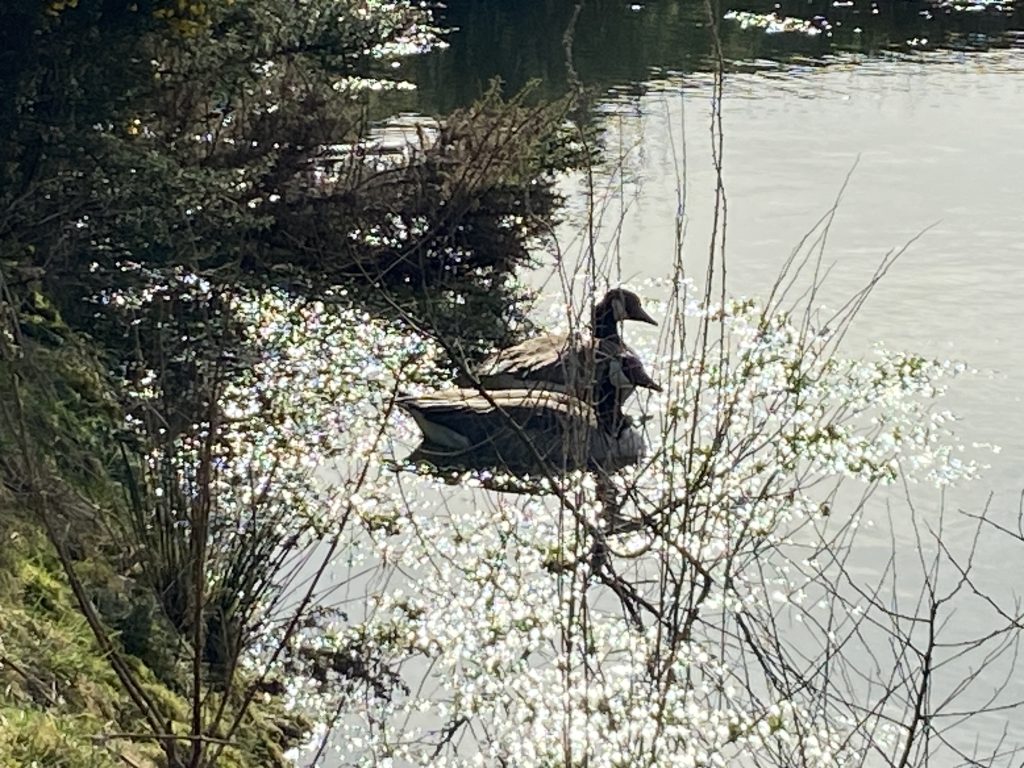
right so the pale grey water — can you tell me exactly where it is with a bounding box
[550,53,1024,488]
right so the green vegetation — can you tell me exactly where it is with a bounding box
[0,308,311,766]
[0,0,580,765]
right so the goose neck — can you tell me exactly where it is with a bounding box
[594,376,629,433]
[592,306,619,341]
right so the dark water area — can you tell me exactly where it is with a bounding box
[388,0,1024,113]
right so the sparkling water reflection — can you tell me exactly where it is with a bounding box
[532,50,1024,759]
[316,5,1024,763]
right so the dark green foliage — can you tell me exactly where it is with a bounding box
[1,0,574,351]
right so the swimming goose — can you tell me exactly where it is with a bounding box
[399,389,644,473]
[399,355,660,474]
[595,351,662,433]
[471,288,658,397]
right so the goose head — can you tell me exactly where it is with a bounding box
[608,352,662,393]
[595,288,658,328]
[596,353,661,435]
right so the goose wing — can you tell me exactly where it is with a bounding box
[476,333,602,392]
[397,389,598,447]
[402,389,596,421]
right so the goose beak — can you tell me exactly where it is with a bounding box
[630,306,658,326]
[635,370,663,392]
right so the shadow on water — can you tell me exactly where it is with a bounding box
[389,450,642,534]
[394,433,642,485]
[377,0,1024,113]
[389,450,558,495]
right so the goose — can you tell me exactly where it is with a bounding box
[470,288,658,397]
[399,354,661,474]
[594,351,662,434]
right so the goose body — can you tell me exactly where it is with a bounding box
[397,389,645,473]
[400,289,660,475]
[472,289,657,397]
[475,333,631,392]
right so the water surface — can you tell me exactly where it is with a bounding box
[548,49,1024,759]
[347,3,1024,762]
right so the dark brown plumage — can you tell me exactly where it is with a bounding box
[399,350,660,474]
[472,289,659,398]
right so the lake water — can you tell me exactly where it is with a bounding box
[338,2,1024,763]
[548,55,1024,758]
